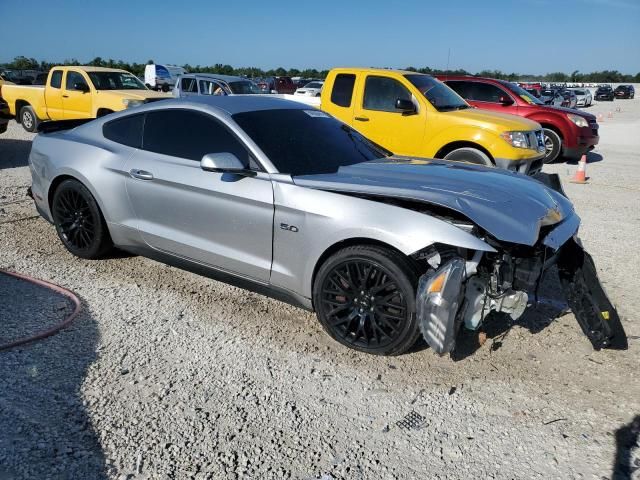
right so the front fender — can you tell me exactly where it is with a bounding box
[270,181,495,299]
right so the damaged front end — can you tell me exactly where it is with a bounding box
[417,217,628,355]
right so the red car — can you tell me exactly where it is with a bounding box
[438,76,599,163]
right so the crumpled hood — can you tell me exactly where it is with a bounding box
[293,158,576,246]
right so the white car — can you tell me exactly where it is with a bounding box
[294,81,324,97]
[144,64,186,92]
[571,88,592,107]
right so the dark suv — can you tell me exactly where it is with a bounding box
[614,85,635,99]
[438,75,599,163]
[595,86,615,101]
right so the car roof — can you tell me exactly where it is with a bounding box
[331,67,429,76]
[152,95,312,115]
[58,66,130,73]
[181,73,249,83]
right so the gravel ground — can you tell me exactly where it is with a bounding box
[0,98,639,480]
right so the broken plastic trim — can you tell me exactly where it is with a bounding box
[416,258,466,355]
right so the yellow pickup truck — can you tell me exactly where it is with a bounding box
[2,66,169,132]
[318,68,546,174]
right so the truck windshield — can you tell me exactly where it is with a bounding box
[87,72,147,90]
[228,81,263,94]
[233,109,391,176]
[404,74,469,111]
[503,82,544,105]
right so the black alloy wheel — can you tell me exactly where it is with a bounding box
[52,179,113,259]
[314,246,420,356]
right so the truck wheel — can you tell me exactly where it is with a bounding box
[313,245,420,356]
[20,106,39,133]
[542,128,562,163]
[443,147,492,167]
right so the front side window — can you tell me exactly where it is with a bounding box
[232,109,390,176]
[228,80,262,94]
[103,114,144,148]
[142,109,251,166]
[405,74,469,111]
[198,79,226,95]
[66,71,88,90]
[330,74,355,107]
[467,82,507,103]
[49,70,63,89]
[443,80,473,99]
[363,76,412,112]
[181,77,198,93]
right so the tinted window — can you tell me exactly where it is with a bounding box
[88,72,145,90]
[50,70,63,89]
[405,75,469,111]
[468,82,507,103]
[330,74,356,107]
[444,80,473,99]
[181,77,198,93]
[143,110,250,166]
[103,114,144,148]
[363,76,412,112]
[66,71,88,90]
[232,109,390,176]
[228,80,262,94]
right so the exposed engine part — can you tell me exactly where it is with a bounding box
[461,277,528,330]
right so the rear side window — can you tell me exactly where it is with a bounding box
[142,109,251,166]
[50,70,63,89]
[103,114,144,148]
[363,76,412,112]
[444,80,472,99]
[181,77,198,93]
[330,74,356,107]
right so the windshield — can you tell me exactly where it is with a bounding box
[305,82,323,89]
[404,74,469,111]
[88,72,147,90]
[573,89,585,95]
[503,82,544,105]
[228,80,263,94]
[233,109,390,176]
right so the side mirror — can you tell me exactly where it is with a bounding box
[200,153,255,176]
[498,95,514,105]
[395,98,416,114]
[74,82,89,93]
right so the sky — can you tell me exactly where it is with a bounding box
[1,0,639,74]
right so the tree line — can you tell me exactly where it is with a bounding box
[3,55,639,83]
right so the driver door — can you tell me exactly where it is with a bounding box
[123,109,274,282]
[352,75,425,156]
[62,70,93,119]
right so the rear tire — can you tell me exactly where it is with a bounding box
[543,128,562,163]
[313,245,421,356]
[443,147,492,167]
[51,179,113,259]
[20,105,39,133]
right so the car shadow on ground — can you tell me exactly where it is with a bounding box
[563,151,604,165]
[0,139,32,169]
[451,267,569,361]
[612,415,640,479]
[0,273,108,479]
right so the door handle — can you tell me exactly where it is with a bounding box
[62,95,69,98]
[354,116,369,122]
[129,169,154,180]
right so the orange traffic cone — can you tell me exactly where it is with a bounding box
[570,155,589,184]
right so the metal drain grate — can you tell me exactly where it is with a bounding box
[396,411,426,430]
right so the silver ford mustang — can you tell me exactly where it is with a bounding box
[27,96,627,356]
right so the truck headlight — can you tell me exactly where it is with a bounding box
[567,113,589,128]
[122,99,145,108]
[500,131,531,149]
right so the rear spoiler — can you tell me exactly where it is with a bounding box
[37,118,95,134]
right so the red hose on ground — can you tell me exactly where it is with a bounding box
[0,270,82,352]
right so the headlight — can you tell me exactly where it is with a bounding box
[540,207,563,226]
[567,113,589,128]
[122,99,145,108]
[500,131,531,149]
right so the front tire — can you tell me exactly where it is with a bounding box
[313,245,420,356]
[20,105,39,133]
[543,128,562,163]
[443,147,492,166]
[51,179,113,259]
